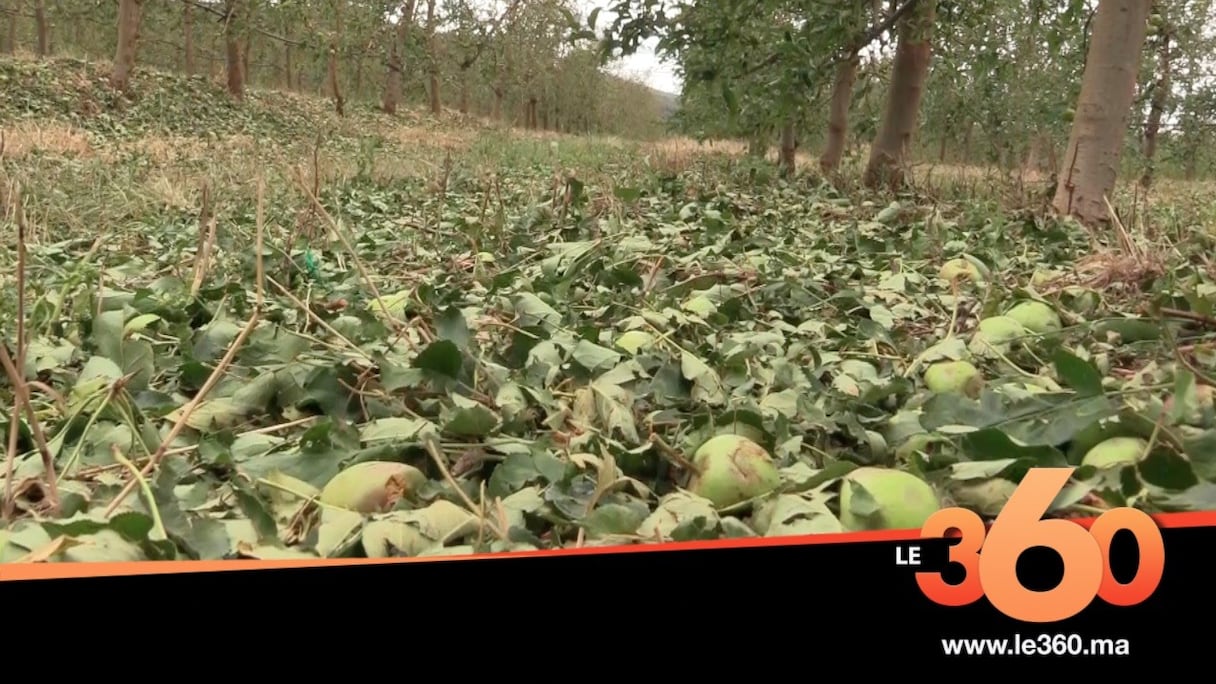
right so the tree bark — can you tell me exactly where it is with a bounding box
[779,121,797,175]
[1052,0,1153,224]
[33,0,46,56]
[4,3,16,55]
[1140,20,1171,188]
[224,0,245,100]
[747,132,767,158]
[459,67,470,114]
[862,0,935,190]
[328,45,344,115]
[492,85,504,121]
[242,35,252,85]
[183,0,195,75]
[425,0,440,115]
[821,54,860,173]
[110,0,143,92]
[328,0,345,116]
[382,0,417,115]
[283,21,294,89]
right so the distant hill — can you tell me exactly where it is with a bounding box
[647,87,681,119]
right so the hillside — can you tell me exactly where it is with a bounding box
[649,88,681,118]
[2,55,1216,565]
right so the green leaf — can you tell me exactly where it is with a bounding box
[1170,370,1199,424]
[230,479,280,542]
[582,503,648,537]
[949,459,1021,480]
[361,417,436,444]
[514,293,561,329]
[444,402,500,438]
[413,339,463,379]
[573,339,622,372]
[1138,448,1199,491]
[959,428,1069,466]
[436,307,471,349]
[1182,429,1216,480]
[1052,348,1104,397]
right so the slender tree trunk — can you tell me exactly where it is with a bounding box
[459,67,470,114]
[381,25,401,112]
[779,121,797,175]
[183,0,195,75]
[284,29,294,89]
[328,45,344,115]
[224,0,245,100]
[863,0,935,189]
[328,0,345,116]
[1052,0,1153,224]
[1140,23,1171,188]
[1017,0,1047,181]
[33,0,46,56]
[4,3,16,55]
[110,0,143,92]
[243,35,252,85]
[492,85,503,121]
[425,0,440,115]
[821,53,860,173]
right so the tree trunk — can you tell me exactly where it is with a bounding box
[243,35,252,85]
[383,0,416,114]
[492,85,504,121]
[33,0,46,56]
[327,0,345,115]
[747,132,766,158]
[1052,0,1153,225]
[5,3,16,55]
[425,0,440,115]
[459,65,469,113]
[381,28,400,112]
[110,0,143,92]
[328,44,344,115]
[1140,23,1171,188]
[820,53,860,173]
[284,37,293,89]
[224,1,245,100]
[1023,134,1055,180]
[779,121,797,175]
[862,0,936,190]
[183,0,195,75]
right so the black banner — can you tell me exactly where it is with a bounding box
[3,523,1210,664]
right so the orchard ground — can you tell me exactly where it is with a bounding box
[2,54,1215,562]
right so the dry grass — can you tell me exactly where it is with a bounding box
[0,121,96,160]
[386,124,476,153]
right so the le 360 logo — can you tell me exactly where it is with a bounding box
[914,468,1166,623]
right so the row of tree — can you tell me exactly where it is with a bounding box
[1,0,670,139]
[595,0,1214,224]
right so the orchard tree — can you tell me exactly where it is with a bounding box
[1052,0,1154,224]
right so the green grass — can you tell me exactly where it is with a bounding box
[2,55,1215,563]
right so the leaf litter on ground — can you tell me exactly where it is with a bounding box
[3,57,1216,563]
